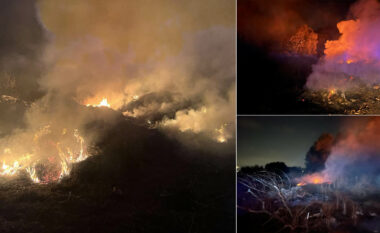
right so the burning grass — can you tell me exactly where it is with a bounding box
[238,171,380,233]
[0,118,235,233]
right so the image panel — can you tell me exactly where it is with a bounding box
[0,0,236,232]
[238,0,380,114]
[237,116,380,233]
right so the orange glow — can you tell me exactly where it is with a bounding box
[328,89,336,99]
[0,127,89,183]
[98,98,110,107]
[288,25,318,55]
[296,173,332,186]
[86,97,111,108]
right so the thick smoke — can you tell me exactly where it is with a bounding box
[311,118,380,187]
[304,133,334,173]
[306,0,380,90]
[0,1,235,182]
[36,0,235,147]
[238,0,349,51]
[0,0,47,136]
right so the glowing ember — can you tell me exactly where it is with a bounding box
[327,89,336,99]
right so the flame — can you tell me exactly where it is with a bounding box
[296,173,332,186]
[86,97,111,108]
[26,165,40,183]
[98,98,110,107]
[0,126,90,183]
[217,135,226,143]
[215,123,229,143]
[0,161,20,176]
[327,89,336,99]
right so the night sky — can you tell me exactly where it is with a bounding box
[237,116,371,168]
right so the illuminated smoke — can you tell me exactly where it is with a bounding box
[306,0,380,90]
[287,25,318,55]
[298,117,380,186]
[0,1,234,183]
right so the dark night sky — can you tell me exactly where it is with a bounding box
[237,116,370,168]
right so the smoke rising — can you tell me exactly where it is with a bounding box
[305,133,334,173]
[306,0,380,90]
[306,118,380,187]
[0,1,235,182]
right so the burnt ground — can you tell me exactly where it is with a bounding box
[0,117,235,233]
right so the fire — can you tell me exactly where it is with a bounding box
[217,135,226,143]
[296,173,332,186]
[98,98,110,107]
[215,123,229,143]
[0,126,90,183]
[26,165,40,183]
[306,0,380,91]
[0,161,20,176]
[328,89,336,99]
[86,97,111,108]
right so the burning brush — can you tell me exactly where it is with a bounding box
[0,126,90,184]
[303,0,380,114]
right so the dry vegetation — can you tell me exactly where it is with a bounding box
[238,171,380,233]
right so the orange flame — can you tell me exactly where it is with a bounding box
[296,173,332,186]
[327,89,336,99]
[86,97,111,108]
[0,127,90,183]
